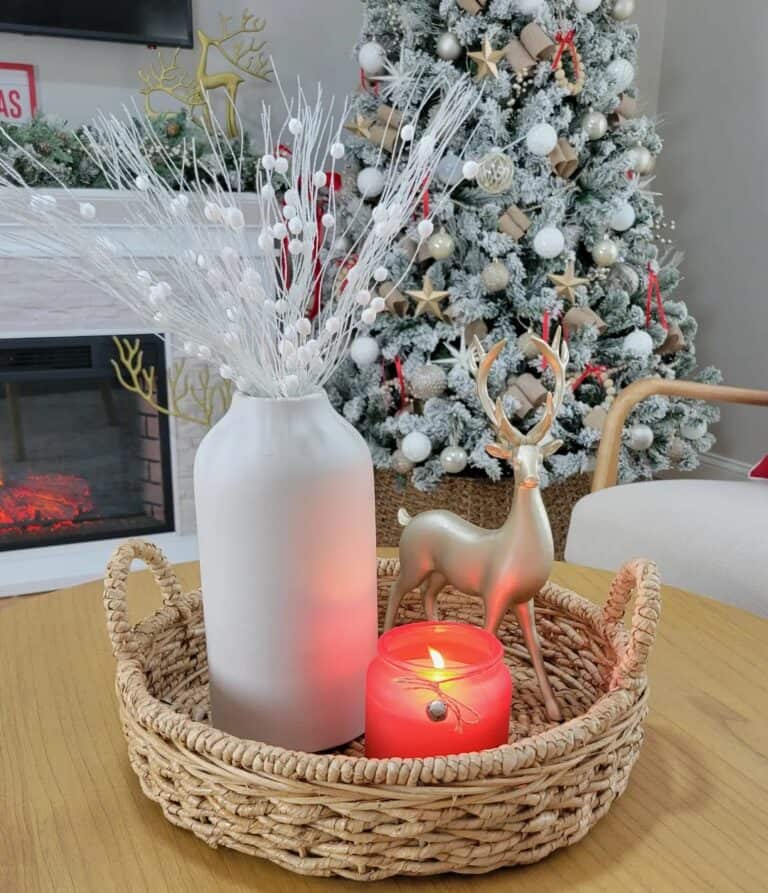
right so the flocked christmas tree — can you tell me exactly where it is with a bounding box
[328,0,720,492]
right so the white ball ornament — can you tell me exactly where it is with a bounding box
[440,445,468,475]
[261,154,276,171]
[374,266,388,282]
[582,110,608,141]
[288,117,303,135]
[629,424,655,451]
[274,157,289,175]
[612,0,636,20]
[427,229,455,260]
[357,167,385,199]
[400,123,415,142]
[361,307,377,325]
[350,335,380,367]
[417,219,434,240]
[592,238,620,267]
[134,175,150,191]
[462,160,480,180]
[623,329,654,357]
[574,0,603,12]
[533,226,565,259]
[330,142,345,160]
[321,212,335,228]
[607,59,635,92]
[610,202,636,232]
[358,41,386,76]
[436,31,462,61]
[312,171,327,188]
[79,202,96,220]
[526,123,558,156]
[401,431,432,464]
[436,152,464,186]
[481,259,511,293]
[515,0,545,12]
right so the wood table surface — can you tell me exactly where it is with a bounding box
[1,553,767,892]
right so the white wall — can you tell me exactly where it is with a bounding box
[655,0,767,465]
[0,0,362,133]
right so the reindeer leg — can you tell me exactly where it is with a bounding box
[514,601,562,723]
[423,574,446,622]
[385,567,428,631]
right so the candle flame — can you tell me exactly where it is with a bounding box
[428,647,445,670]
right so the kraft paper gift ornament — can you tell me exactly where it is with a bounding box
[563,306,608,337]
[549,138,579,178]
[505,23,557,75]
[499,204,532,241]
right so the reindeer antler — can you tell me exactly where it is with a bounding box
[525,327,569,451]
[473,338,525,453]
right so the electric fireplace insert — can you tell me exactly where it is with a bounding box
[0,334,174,551]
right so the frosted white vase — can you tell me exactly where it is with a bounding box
[193,390,378,752]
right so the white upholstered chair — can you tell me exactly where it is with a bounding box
[565,380,768,617]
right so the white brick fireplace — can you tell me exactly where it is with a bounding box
[0,189,261,595]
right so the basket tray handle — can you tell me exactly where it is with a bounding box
[104,539,183,661]
[603,558,662,690]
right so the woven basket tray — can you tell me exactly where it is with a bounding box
[104,539,661,881]
[374,471,592,559]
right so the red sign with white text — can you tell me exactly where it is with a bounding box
[0,63,37,123]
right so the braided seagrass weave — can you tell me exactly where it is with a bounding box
[104,539,661,881]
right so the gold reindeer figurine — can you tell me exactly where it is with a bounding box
[385,330,569,723]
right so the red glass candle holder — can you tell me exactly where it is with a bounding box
[365,622,513,759]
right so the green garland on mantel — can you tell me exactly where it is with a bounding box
[0,110,262,189]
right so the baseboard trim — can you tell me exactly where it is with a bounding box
[699,452,751,479]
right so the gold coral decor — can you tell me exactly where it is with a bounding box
[104,540,662,880]
[139,10,272,138]
[111,336,233,428]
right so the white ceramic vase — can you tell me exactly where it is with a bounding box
[194,390,378,752]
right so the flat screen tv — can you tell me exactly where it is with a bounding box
[0,1,194,49]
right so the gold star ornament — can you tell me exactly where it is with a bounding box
[548,258,590,304]
[468,37,506,81]
[406,275,451,320]
[344,113,375,140]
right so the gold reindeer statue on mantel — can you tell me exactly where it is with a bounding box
[385,330,569,723]
[139,11,271,138]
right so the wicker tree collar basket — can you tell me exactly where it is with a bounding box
[104,539,661,881]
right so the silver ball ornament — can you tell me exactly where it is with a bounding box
[592,238,620,267]
[427,229,455,261]
[481,259,510,293]
[426,699,448,722]
[518,330,540,359]
[612,262,641,295]
[623,329,654,357]
[627,145,653,175]
[408,364,447,399]
[435,152,464,186]
[476,150,515,194]
[629,424,655,451]
[680,419,708,440]
[582,110,608,141]
[612,0,636,20]
[668,437,686,463]
[436,31,462,61]
[391,449,415,475]
[440,445,468,475]
[401,431,432,464]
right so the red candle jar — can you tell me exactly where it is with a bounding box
[365,622,512,759]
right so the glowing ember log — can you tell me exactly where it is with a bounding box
[0,474,93,533]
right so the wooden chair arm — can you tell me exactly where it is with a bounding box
[592,380,768,493]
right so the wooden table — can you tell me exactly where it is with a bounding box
[1,556,767,892]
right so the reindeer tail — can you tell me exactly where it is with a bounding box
[397,508,412,528]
